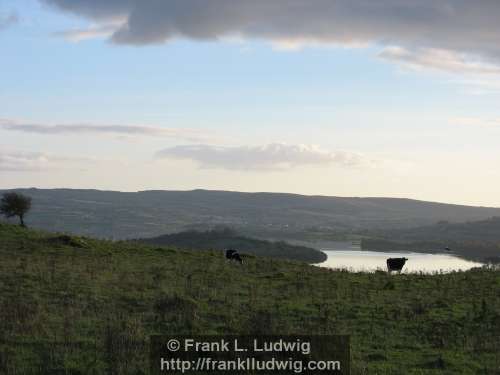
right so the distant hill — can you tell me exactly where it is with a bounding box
[368,217,500,243]
[2,188,500,240]
[135,228,327,263]
[362,217,500,261]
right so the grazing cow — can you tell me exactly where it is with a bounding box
[386,257,408,274]
[225,249,243,264]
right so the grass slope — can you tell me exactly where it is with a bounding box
[1,224,500,374]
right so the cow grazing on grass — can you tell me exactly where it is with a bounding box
[225,249,243,264]
[386,257,408,274]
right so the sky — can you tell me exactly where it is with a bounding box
[2,0,500,206]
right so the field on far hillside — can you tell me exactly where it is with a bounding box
[1,223,500,374]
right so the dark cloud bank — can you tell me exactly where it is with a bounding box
[43,0,500,63]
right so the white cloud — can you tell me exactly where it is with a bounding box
[0,118,216,143]
[271,37,369,52]
[378,47,500,94]
[449,78,500,95]
[155,143,374,171]
[379,47,500,75]
[52,23,119,42]
[451,117,500,128]
[0,150,93,172]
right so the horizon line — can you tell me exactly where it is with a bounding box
[1,186,499,209]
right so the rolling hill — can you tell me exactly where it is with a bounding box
[362,217,500,261]
[135,228,327,263]
[367,217,500,243]
[2,188,500,240]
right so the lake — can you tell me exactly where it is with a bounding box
[317,249,483,273]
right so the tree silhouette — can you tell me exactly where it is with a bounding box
[0,192,32,227]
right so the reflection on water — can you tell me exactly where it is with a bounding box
[317,249,483,273]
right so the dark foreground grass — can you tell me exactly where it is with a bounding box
[1,223,500,374]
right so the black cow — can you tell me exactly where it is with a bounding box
[225,249,243,264]
[386,257,408,274]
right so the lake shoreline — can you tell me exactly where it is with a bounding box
[316,249,484,273]
[320,247,476,261]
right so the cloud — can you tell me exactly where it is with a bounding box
[155,143,373,171]
[0,11,18,31]
[379,47,500,75]
[0,150,92,172]
[451,117,500,128]
[0,118,215,142]
[52,24,118,42]
[448,78,500,95]
[42,1,500,63]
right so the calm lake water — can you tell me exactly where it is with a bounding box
[317,249,483,273]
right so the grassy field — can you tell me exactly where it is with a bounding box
[1,223,500,374]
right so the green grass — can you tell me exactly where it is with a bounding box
[1,223,500,374]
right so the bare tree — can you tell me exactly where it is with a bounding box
[0,192,32,227]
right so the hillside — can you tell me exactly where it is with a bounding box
[368,217,500,243]
[362,217,500,262]
[2,188,500,240]
[136,228,327,263]
[1,223,500,374]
